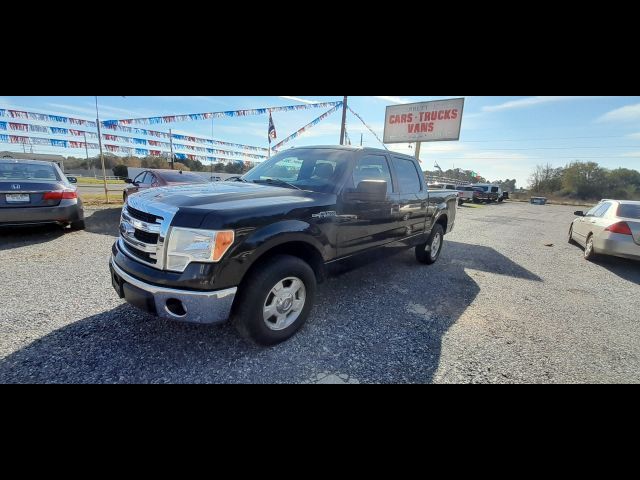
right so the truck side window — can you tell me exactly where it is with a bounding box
[352,155,393,194]
[391,157,421,194]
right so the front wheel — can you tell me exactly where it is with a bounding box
[231,254,316,346]
[416,224,445,265]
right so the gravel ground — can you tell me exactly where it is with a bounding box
[1,202,639,384]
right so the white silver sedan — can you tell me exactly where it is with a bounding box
[569,200,640,261]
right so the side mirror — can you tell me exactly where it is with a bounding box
[67,176,77,184]
[574,211,585,217]
[125,178,133,184]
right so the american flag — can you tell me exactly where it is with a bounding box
[268,112,277,143]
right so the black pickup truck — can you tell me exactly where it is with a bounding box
[110,146,457,345]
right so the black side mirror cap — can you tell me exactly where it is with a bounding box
[574,211,585,216]
[125,178,133,184]
[67,177,77,184]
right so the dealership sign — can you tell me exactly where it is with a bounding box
[383,98,464,144]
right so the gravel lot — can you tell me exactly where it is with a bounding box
[1,201,639,383]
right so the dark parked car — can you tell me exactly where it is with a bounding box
[110,146,458,345]
[0,158,84,230]
[123,169,209,201]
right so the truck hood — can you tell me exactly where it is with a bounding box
[126,181,336,230]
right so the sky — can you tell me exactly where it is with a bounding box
[1,95,639,188]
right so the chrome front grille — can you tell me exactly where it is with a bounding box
[118,197,177,270]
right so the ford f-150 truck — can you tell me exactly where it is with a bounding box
[110,146,457,345]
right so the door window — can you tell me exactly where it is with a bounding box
[352,155,393,194]
[391,157,421,194]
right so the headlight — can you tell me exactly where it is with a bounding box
[165,227,234,272]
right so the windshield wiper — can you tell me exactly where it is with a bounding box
[253,178,301,190]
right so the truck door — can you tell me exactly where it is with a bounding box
[390,155,428,241]
[337,153,400,257]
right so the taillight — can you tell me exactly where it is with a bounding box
[605,222,632,235]
[43,190,77,200]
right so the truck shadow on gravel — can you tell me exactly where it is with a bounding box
[0,241,541,384]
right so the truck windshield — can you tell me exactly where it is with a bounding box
[242,148,352,193]
[476,186,489,192]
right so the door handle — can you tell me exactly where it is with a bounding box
[590,220,597,224]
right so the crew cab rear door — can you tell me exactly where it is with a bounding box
[389,155,428,240]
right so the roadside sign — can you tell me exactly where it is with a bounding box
[383,98,465,144]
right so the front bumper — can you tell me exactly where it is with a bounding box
[110,256,237,324]
[594,233,640,261]
[0,201,83,226]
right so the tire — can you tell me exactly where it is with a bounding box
[458,199,464,206]
[498,197,504,203]
[123,192,128,202]
[416,223,445,265]
[568,225,575,244]
[231,254,316,346]
[70,220,86,231]
[584,234,597,261]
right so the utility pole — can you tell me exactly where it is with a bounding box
[95,96,109,204]
[360,133,363,146]
[414,141,421,161]
[339,96,348,145]
[169,129,175,170]
[83,131,93,177]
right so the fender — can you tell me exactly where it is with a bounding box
[213,219,331,288]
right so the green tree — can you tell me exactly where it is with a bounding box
[562,161,607,199]
[112,164,129,178]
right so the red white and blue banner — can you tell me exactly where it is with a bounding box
[348,106,388,150]
[102,102,342,127]
[271,103,342,151]
[102,123,269,152]
[0,134,264,164]
[0,109,97,127]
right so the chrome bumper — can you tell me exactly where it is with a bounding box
[110,257,237,324]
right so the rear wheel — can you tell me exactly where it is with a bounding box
[416,224,444,265]
[584,234,597,261]
[231,254,316,346]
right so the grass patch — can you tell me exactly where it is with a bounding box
[81,193,124,206]
[77,178,125,185]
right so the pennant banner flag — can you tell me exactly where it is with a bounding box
[102,123,268,152]
[0,109,97,127]
[347,107,388,150]
[102,101,341,127]
[0,134,265,165]
[271,103,343,151]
